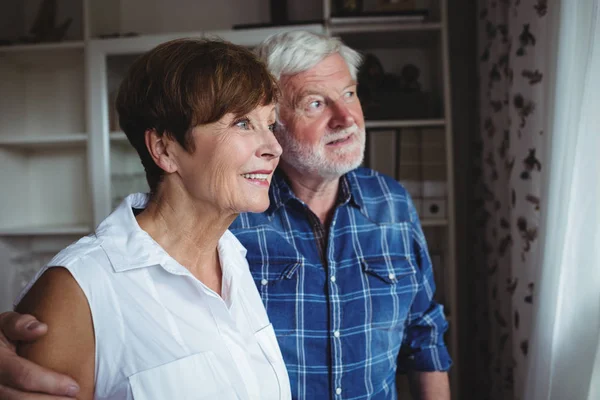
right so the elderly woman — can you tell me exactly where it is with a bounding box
[14,38,290,400]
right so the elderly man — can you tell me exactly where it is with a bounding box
[0,31,451,399]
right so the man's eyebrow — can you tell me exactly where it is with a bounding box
[290,90,322,108]
[296,90,323,100]
[292,81,358,106]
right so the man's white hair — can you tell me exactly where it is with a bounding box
[255,30,363,81]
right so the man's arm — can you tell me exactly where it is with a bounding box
[0,313,82,399]
[408,371,450,400]
[399,196,452,400]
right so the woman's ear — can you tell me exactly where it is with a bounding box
[144,129,178,173]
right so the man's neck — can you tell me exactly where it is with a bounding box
[279,162,341,226]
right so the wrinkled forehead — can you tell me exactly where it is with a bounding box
[280,56,355,99]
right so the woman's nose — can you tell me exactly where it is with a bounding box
[259,128,283,159]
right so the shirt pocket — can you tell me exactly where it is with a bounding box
[248,257,301,336]
[359,255,419,330]
[128,352,240,400]
[254,324,292,400]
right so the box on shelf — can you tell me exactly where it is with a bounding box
[422,197,446,219]
[411,197,423,216]
[367,129,397,178]
[423,180,447,198]
[399,180,423,198]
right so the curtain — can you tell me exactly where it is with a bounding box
[474,1,550,399]
[523,1,600,399]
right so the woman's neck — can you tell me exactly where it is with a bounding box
[135,181,236,292]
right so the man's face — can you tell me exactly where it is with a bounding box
[276,53,366,179]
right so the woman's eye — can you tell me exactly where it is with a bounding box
[235,118,250,130]
[268,123,276,132]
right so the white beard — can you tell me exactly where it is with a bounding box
[275,123,366,179]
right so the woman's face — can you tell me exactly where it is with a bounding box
[173,104,282,215]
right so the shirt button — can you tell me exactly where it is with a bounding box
[388,272,396,280]
[333,330,340,338]
[330,275,336,283]
[336,387,342,395]
[261,279,268,286]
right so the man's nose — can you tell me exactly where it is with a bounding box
[328,101,355,130]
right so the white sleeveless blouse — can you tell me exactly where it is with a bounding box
[16,193,291,400]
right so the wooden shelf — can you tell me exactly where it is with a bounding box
[421,218,449,227]
[330,21,442,35]
[110,131,128,142]
[90,24,325,55]
[0,134,88,149]
[0,224,90,237]
[0,41,85,53]
[365,119,446,129]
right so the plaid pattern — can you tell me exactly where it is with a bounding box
[230,167,451,400]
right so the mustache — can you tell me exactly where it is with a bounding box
[322,124,362,143]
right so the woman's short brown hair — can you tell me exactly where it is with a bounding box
[116,38,279,193]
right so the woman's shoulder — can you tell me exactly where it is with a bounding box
[46,233,105,269]
[14,233,112,308]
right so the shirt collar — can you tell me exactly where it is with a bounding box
[265,168,364,216]
[96,193,248,276]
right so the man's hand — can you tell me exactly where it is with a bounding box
[408,371,451,400]
[0,312,80,399]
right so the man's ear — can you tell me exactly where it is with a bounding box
[144,129,178,173]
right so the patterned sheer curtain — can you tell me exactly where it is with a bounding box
[474,1,549,399]
[474,1,600,399]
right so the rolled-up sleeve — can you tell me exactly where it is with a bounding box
[397,199,452,372]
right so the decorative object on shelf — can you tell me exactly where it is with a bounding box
[399,64,421,92]
[332,0,427,21]
[334,0,364,16]
[357,54,438,120]
[233,0,323,29]
[357,53,400,118]
[27,0,72,43]
[374,0,416,12]
[270,0,289,25]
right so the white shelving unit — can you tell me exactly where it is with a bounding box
[0,0,458,397]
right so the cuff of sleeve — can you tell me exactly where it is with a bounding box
[397,345,453,373]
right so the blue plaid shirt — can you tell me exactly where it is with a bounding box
[230,167,451,400]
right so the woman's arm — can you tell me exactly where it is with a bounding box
[15,267,95,400]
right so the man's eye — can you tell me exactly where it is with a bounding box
[235,118,250,129]
[308,100,323,110]
[268,123,276,132]
[344,91,355,98]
